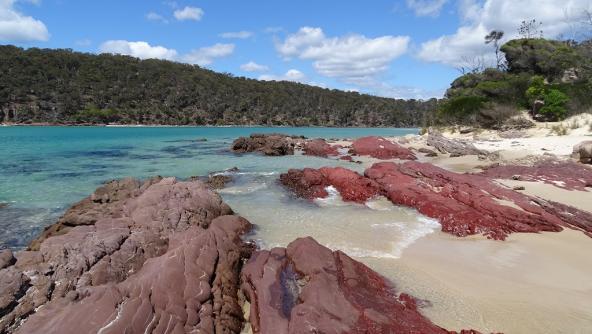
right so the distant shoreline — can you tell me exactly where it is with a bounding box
[0,122,420,129]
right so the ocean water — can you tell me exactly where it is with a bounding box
[0,126,438,256]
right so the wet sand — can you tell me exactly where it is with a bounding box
[366,230,592,334]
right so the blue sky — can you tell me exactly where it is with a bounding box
[2,0,591,99]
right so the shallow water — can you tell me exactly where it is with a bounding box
[0,126,417,249]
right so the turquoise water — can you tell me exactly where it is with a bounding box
[0,126,417,249]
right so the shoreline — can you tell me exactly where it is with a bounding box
[0,122,421,129]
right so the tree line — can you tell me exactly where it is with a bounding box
[0,45,435,127]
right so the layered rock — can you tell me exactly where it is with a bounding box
[573,140,592,164]
[281,163,592,240]
[366,162,592,240]
[481,159,592,191]
[241,237,464,334]
[280,167,380,203]
[349,136,417,160]
[426,132,486,157]
[302,138,340,157]
[0,177,253,333]
[231,134,305,156]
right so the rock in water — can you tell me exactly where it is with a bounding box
[241,237,465,334]
[366,162,592,240]
[302,138,340,157]
[281,163,592,240]
[231,133,304,156]
[426,132,486,157]
[349,136,417,160]
[572,140,592,164]
[280,167,380,203]
[0,177,253,334]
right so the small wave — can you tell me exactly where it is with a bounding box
[219,183,268,194]
[324,243,399,259]
[212,171,279,177]
[314,186,351,207]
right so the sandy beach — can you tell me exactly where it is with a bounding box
[322,113,592,333]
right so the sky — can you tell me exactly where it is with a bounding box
[1,0,591,100]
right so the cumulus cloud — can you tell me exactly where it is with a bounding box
[240,61,269,72]
[146,12,168,23]
[406,0,448,17]
[259,69,306,83]
[99,40,178,60]
[183,43,235,66]
[0,0,49,41]
[276,27,410,86]
[174,6,203,21]
[418,0,592,67]
[220,31,253,39]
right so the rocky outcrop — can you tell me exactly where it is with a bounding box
[418,147,438,157]
[280,163,592,240]
[481,159,592,191]
[349,136,417,160]
[302,138,340,157]
[231,134,305,156]
[241,237,468,334]
[572,140,592,164]
[426,132,486,157]
[0,177,253,333]
[280,167,380,203]
[366,162,592,239]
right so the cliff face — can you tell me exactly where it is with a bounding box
[0,45,435,127]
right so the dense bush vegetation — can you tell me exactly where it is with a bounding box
[434,38,592,126]
[0,45,435,127]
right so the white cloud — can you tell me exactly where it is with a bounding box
[276,27,410,86]
[75,38,91,46]
[0,0,49,41]
[99,40,178,60]
[240,61,269,72]
[183,43,235,66]
[174,6,203,21]
[418,0,592,67]
[146,12,168,23]
[406,0,448,17]
[259,69,306,83]
[220,31,253,39]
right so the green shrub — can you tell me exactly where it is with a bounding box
[525,75,546,104]
[73,105,120,124]
[437,96,486,124]
[540,89,569,120]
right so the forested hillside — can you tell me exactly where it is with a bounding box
[0,45,435,127]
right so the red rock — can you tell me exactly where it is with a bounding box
[241,237,470,334]
[340,155,354,161]
[303,138,340,157]
[480,159,592,191]
[366,161,592,240]
[280,167,380,203]
[350,136,416,160]
[1,177,253,333]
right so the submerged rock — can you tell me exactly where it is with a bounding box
[241,237,465,334]
[1,177,253,333]
[349,136,416,160]
[231,133,305,156]
[481,159,592,190]
[280,167,380,203]
[302,138,340,157]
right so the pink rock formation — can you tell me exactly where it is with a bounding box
[302,138,340,157]
[280,162,592,240]
[241,237,467,334]
[480,159,592,191]
[280,167,380,203]
[1,177,253,334]
[366,162,592,240]
[349,136,416,160]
